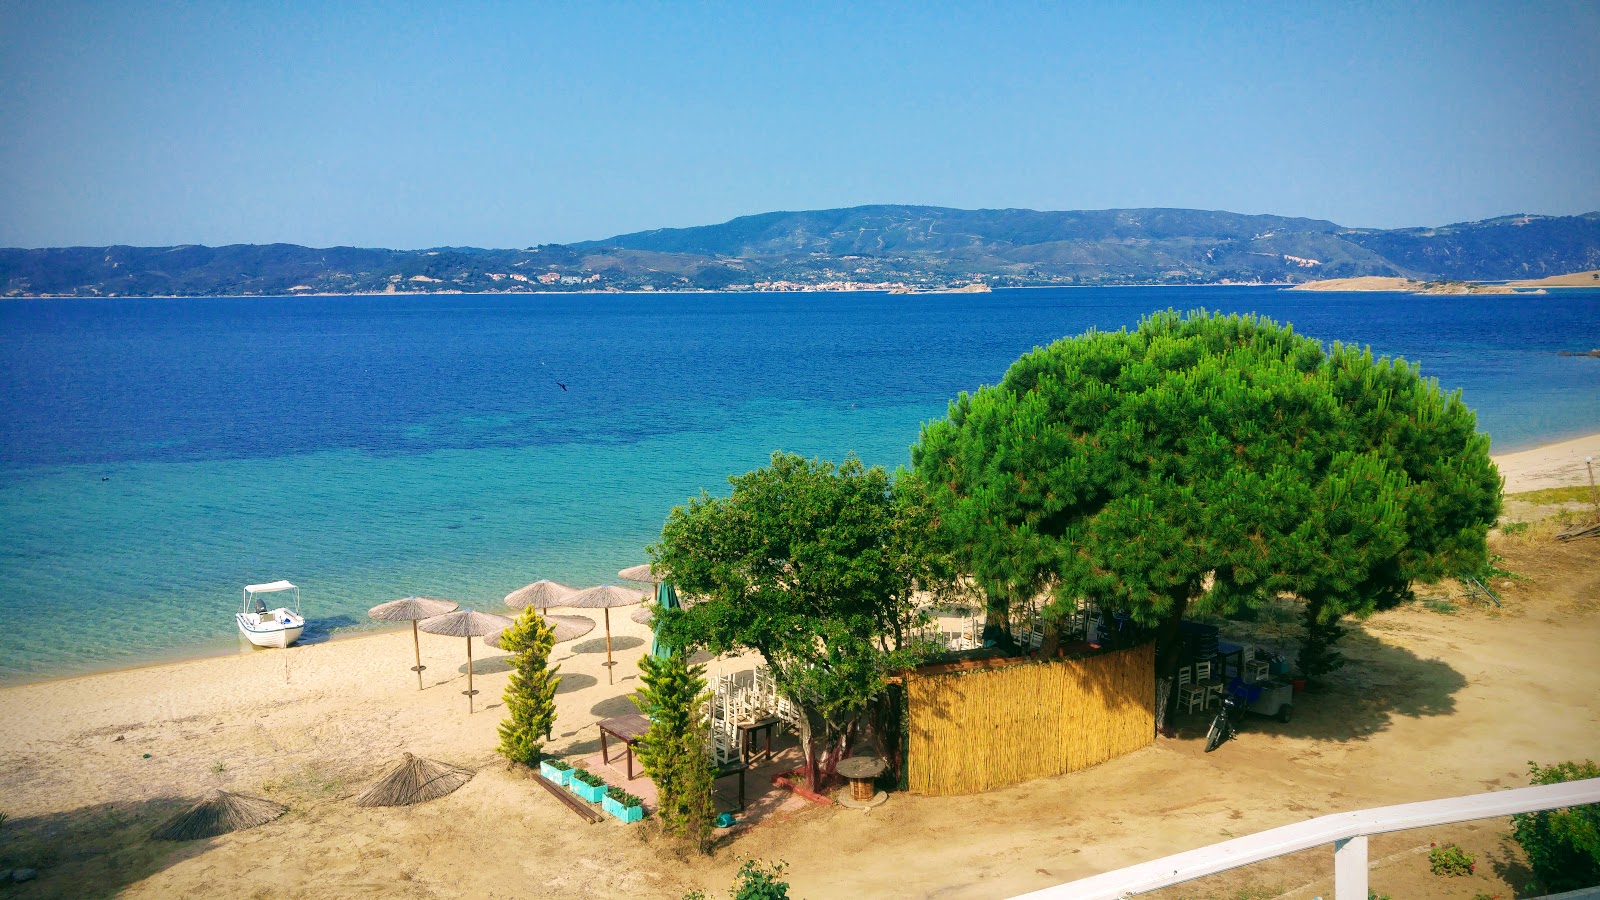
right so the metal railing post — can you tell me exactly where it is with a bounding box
[1333,835,1368,900]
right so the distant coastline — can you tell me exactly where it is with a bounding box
[6,205,1599,299]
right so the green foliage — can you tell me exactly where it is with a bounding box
[1510,759,1600,893]
[1296,597,1347,679]
[496,607,560,765]
[1422,598,1458,615]
[653,452,940,791]
[636,650,716,851]
[544,758,572,772]
[569,768,606,788]
[605,785,644,808]
[684,860,791,900]
[911,310,1501,686]
[730,859,791,900]
[1369,891,1392,900]
[1428,842,1476,876]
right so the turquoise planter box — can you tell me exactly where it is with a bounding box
[570,779,606,803]
[603,795,645,823]
[539,761,572,786]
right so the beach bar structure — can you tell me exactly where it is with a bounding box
[902,643,1155,795]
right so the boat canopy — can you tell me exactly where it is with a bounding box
[245,580,297,594]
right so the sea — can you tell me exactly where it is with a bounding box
[3,287,1598,683]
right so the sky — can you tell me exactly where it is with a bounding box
[2,2,1598,249]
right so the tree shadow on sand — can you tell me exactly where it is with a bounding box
[1168,620,1467,743]
[0,796,236,897]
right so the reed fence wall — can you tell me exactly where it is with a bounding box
[905,643,1155,795]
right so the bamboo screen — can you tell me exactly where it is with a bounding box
[905,643,1155,795]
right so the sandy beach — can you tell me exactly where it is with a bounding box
[1,433,1597,898]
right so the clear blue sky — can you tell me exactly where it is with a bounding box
[2,2,1597,249]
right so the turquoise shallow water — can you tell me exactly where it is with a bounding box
[2,288,1597,682]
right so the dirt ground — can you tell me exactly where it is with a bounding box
[1,508,1597,899]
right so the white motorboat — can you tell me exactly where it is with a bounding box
[237,580,306,648]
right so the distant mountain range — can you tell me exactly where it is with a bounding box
[5,206,1599,297]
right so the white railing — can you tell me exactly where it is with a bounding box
[1013,777,1600,900]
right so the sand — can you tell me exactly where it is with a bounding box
[1494,432,1600,494]
[1289,276,1520,294]
[1,435,1598,898]
[1289,276,1423,292]
[1506,269,1600,288]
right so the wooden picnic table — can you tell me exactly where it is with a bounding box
[597,713,650,780]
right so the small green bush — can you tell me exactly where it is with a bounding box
[544,758,572,772]
[1423,598,1458,615]
[1429,841,1476,876]
[1510,759,1600,893]
[605,785,643,807]
[684,859,792,900]
[570,768,606,788]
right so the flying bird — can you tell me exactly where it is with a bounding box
[556,382,568,391]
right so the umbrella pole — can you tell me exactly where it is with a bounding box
[412,621,425,690]
[604,608,615,684]
[465,636,477,714]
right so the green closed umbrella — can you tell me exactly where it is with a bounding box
[650,581,681,659]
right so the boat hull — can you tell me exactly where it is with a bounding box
[237,612,305,648]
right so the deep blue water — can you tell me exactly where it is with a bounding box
[2,287,1598,681]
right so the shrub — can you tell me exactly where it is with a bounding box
[605,785,643,808]
[1428,841,1475,876]
[544,758,572,772]
[637,649,716,851]
[685,859,792,900]
[497,608,560,765]
[570,768,606,788]
[1510,759,1600,893]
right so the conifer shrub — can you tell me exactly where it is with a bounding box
[637,649,716,852]
[496,607,559,765]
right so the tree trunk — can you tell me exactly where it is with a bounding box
[981,591,1018,652]
[1153,593,1192,730]
[1038,615,1062,658]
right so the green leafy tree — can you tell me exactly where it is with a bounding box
[911,310,1500,695]
[496,608,560,765]
[653,453,937,793]
[1511,760,1600,893]
[636,650,716,851]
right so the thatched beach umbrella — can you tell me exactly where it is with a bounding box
[417,609,514,713]
[484,613,595,649]
[355,752,474,807]
[503,579,576,611]
[630,606,655,625]
[617,563,667,584]
[368,596,460,690]
[562,584,647,681]
[152,790,287,841]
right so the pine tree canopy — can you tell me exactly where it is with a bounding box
[911,309,1502,628]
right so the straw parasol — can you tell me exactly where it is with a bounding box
[354,752,474,807]
[368,596,460,690]
[417,609,514,713]
[503,579,576,611]
[617,563,667,584]
[561,584,648,682]
[484,613,595,649]
[152,790,287,841]
[630,606,654,625]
